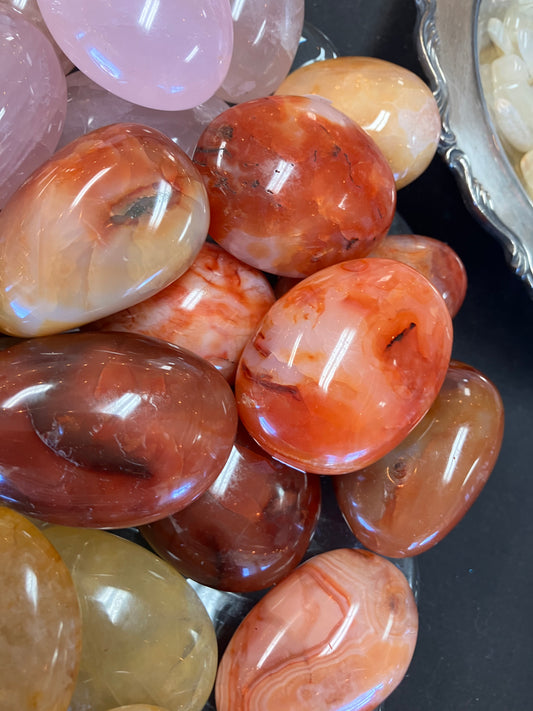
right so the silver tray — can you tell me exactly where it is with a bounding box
[415,0,533,294]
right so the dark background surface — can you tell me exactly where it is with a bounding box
[305,0,533,709]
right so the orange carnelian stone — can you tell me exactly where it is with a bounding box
[236,258,453,475]
[194,95,396,277]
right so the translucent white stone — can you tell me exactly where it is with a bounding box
[520,148,533,196]
[487,17,514,54]
[491,54,533,151]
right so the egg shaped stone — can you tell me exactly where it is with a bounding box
[276,56,441,188]
[141,425,321,592]
[91,241,275,383]
[0,507,82,711]
[43,526,217,711]
[0,123,209,337]
[215,548,418,711]
[236,258,453,475]
[193,95,396,277]
[334,361,504,557]
[36,0,234,111]
[0,331,237,528]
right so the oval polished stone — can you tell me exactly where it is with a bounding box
[0,332,237,527]
[0,9,67,209]
[43,526,217,711]
[91,242,275,383]
[0,507,82,711]
[0,123,209,338]
[236,258,453,475]
[36,0,234,111]
[334,361,504,558]
[217,0,304,103]
[141,425,321,592]
[215,548,418,711]
[367,233,468,317]
[59,71,229,157]
[193,94,396,277]
[276,56,442,188]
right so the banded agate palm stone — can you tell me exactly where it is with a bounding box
[215,548,418,710]
[0,332,237,527]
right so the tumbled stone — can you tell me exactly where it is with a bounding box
[0,123,209,337]
[215,548,418,710]
[0,332,237,527]
[194,95,396,277]
[367,233,467,317]
[236,258,453,475]
[276,56,441,188]
[43,526,217,711]
[141,425,321,592]
[334,361,504,557]
[0,507,81,711]
[91,242,275,383]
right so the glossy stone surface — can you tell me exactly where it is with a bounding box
[141,425,321,592]
[334,361,504,558]
[194,95,396,277]
[0,123,209,337]
[91,242,275,383]
[0,10,66,209]
[215,548,418,711]
[0,0,73,72]
[0,507,81,711]
[367,233,468,317]
[0,332,237,527]
[43,526,217,711]
[236,258,453,475]
[36,0,234,111]
[59,71,229,157]
[276,56,442,188]
[217,0,304,103]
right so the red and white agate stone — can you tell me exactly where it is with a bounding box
[92,242,275,383]
[194,95,396,277]
[215,548,418,711]
[236,258,453,475]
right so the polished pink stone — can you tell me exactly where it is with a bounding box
[0,9,66,208]
[367,233,468,317]
[91,242,275,383]
[0,123,209,337]
[59,71,229,158]
[215,548,418,711]
[141,425,321,592]
[0,332,237,528]
[334,361,504,557]
[194,95,396,277]
[36,0,234,111]
[236,258,453,475]
[0,0,73,72]
[217,0,305,103]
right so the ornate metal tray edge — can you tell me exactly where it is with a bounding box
[414,0,533,294]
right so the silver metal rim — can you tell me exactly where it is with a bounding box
[414,0,533,293]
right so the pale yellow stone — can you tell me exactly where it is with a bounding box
[0,507,81,711]
[276,56,441,188]
[43,526,217,711]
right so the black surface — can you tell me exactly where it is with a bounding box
[305,1,533,709]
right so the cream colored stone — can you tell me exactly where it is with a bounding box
[43,526,217,711]
[276,56,441,188]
